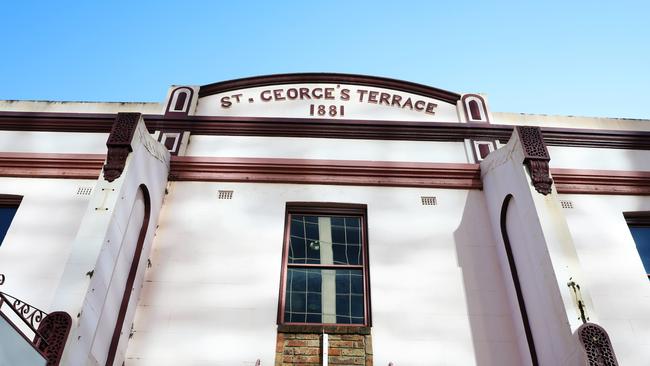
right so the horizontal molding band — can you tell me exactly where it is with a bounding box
[551,168,650,195]
[1,152,649,195]
[0,112,114,133]
[169,156,483,189]
[198,73,462,103]
[0,153,104,179]
[1,112,650,150]
[0,193,23,206]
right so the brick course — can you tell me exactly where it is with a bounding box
[275,332,373,366]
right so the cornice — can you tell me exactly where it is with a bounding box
[2,112,650,150]
[0,153,104,179]
[551,168,650,195]
[1,152,650,195]
[168,156,483,189]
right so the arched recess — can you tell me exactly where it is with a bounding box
[165,87,193,115]
[461,94,489,122]
[500,194,539,366]
[105,184,151,366]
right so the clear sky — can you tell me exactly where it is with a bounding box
[1,0,648,119]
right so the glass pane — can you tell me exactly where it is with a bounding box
[285,268,364,324]
[629,226,650,277]
[288,215,362,265]
[0,207,18,245]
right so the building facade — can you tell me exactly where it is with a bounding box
[0,73,649,365]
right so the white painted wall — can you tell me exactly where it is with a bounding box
[559,193,650,366]
[186,135,470,164]
[549,146,650,172]
[493,112,650,131]
[0,131,109,154]
[0,100,161,114]
[125,183,522,366]
[0,177,96,314]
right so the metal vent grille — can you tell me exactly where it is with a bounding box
[76,186,93,196]
[421,196,437,206]
[218,190,233,200]
[560,200,574,209]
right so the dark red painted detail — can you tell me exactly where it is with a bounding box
[469,100,481,120]
[164,136,176,150]
[165,87,194,118]
[577,323,618,365]
[517,126,553,195]
[174,92,187,111]
[1,111,650,150]
[105,184,151,366]
[36,311,72,366]
[478,143,491,159]
[104,113,141,182]
[500,195,539,365]
[461,94,490,123]
[277,203,372,328]
[199,73,461,104]
[0,194,23,206]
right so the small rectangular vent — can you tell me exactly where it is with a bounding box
[421,196,437,206]
[76,186,93,196]
[218,190,233,200]
[560,200,574,209]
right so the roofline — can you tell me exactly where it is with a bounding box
[198,73,461,104]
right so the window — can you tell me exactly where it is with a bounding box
[0,195,22,246]
[624,212,650,280]
[278,203,370,326]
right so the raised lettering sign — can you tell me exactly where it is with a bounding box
[195,83,459,122]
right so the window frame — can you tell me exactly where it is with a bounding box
[624,211,650,280]
[0,194,22,246]
[277,202,372,327]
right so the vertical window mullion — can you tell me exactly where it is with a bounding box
[281,206,368,326]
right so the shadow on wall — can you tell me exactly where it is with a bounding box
[453,191,525,366]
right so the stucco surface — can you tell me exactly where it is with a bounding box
[126,183,521,366]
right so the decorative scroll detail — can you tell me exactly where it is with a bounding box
[516,126,553,195]
[0,285,72,366]
[36,312,72,366]
[103,113,141,182]
[0,273,4,285]
[578,323,618,366]
[0,291,48,340]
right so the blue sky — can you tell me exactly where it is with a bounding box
[1,1,648,119]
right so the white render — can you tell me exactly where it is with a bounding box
[123,183,521,365]
[0,75,649,365]
[560,193,650,365]
[186,135,470,164]
[0,131,109,154]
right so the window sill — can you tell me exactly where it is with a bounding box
[278,324,371,335]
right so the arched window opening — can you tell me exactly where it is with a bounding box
[173,91,188,111]
[469,100,482,120]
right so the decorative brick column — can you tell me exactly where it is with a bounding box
[275,327,372,366]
